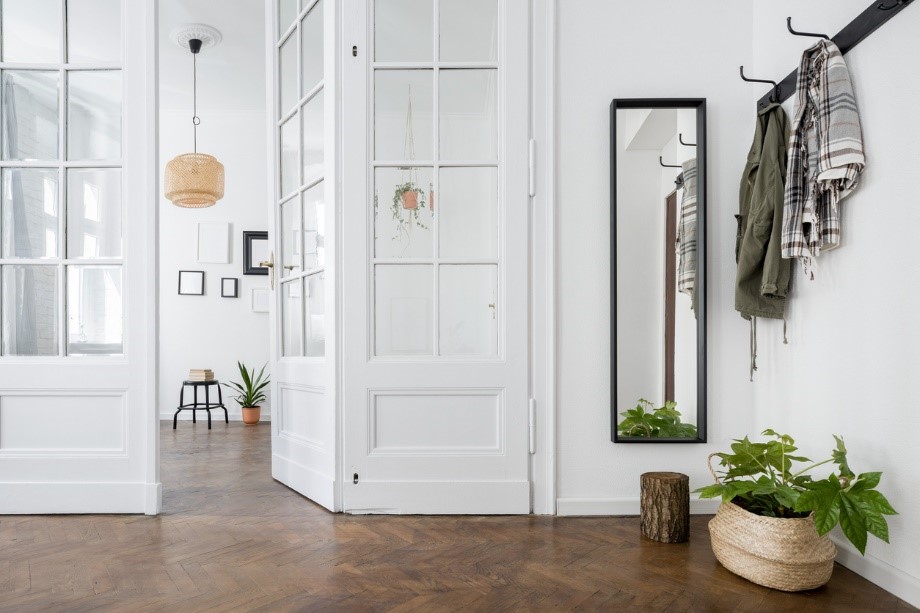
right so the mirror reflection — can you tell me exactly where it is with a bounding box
[612,100,706,442]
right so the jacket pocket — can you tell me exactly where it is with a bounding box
[734,214,744,263]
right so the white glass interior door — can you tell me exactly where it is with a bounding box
[269,0,339,511]
[342,0,530,513]
[0,0,157,513]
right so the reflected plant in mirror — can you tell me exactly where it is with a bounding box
[611,99,707,443]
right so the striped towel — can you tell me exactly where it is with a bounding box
[782,39,865,275]
[677,158,697,312]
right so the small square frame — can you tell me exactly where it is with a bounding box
[251,287,270,313]
[178,270,205,296]
[221,277,239,298]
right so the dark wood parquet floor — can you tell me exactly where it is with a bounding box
[0,422,914,612]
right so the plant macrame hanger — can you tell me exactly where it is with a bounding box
[403,85,418,187]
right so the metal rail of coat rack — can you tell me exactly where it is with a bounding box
[746,0,914,110]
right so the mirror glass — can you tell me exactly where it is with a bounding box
[612,99,706,442]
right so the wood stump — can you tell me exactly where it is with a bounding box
[640,472,690,543]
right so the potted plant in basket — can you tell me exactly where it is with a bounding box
[223,361,270,425]
[696,430,897,591]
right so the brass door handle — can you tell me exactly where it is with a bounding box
[259,252,275,289]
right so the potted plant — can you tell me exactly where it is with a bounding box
[696,430,897,591]
[617,398,697,438]
[223,361,270,425]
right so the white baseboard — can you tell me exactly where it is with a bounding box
[555,496,720,516]
[159,412,271,422]
[0,482,150,514]
[832,537,920,608]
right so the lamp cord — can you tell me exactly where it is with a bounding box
[192,49,200,153]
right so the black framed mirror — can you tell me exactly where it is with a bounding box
[610,99,707,443]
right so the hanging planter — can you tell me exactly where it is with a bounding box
[401,187,419,210]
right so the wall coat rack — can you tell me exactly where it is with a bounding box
[746,0,914,110]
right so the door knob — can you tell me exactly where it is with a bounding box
[259,252,275,289]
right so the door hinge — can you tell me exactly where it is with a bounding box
[528,139,536,197]
[528,398,536,454]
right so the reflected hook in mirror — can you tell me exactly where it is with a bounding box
[679,133,696,147]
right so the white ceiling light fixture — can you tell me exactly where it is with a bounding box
[164,24,225,208]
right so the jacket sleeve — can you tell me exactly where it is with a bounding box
[760,113,792,298]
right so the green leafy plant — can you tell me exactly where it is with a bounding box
[222,361,270,408]
[617,398,698,438]
[391,181,428,232]
[696,430,897,554]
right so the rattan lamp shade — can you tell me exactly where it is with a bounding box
[164,153,225,208]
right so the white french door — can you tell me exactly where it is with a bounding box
[267,0,340,511]
[342,0,531,513]
[0,0,157,513]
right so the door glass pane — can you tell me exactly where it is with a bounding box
[439,0,497,62]
[279,34,297,117]
[282,279,303,356]
[303,182,324,270]
[374,0,432,62]
[280,197,301,278]
[302,91,323,186]
[301,0,323,95]
[67,266,122,355]
[375,264,432,356]
[278,0,298,38]
[439,264,497,356]
[1,0,61,63]
[440,69,497,160]
[439,167,497,259]
[375,70,432,161]
[67,169,122,258]
[67,0,122,63]
[374,166,432,259]
[1,169,58,258]
[2,71,60,161]
[67,71,122,161]
[280,115,298,197]
[305,273,325,356]
[1,265,58,356]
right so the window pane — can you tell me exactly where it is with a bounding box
[439,69,497,160]
[67,266,122,355]
[439,265,496,356]
[374,166,432,259]
[439,0,497,62]
[301,0,323,95]
[278,0,298,39]
[2,71,60,161]
[438,167,497,259]
[282,279,302,356]
[374,0,432,62]
[279,34,297,117]
[280,197,301,278]
[305,273,325,357]
[375,264,432,356]
[1,0,61,63]
[67,169,122,258]
[280,115,298,197]
[1,169,59,258]
[375,70,433,161]
[67,0,121,63]
[302,91,323,186]
[68,71,122,161]
[303,182,324,270]
[2,265,58,356]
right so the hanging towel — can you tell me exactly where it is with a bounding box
[677,158,697,313]
[782,39,865,275]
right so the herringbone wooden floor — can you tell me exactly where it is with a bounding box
[0,423,913,612]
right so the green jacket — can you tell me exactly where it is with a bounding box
[735,102,792,320]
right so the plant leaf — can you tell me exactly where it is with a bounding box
[838,493,868,554]
[832,435,855,478]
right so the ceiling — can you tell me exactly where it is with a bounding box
[158,0,266,112]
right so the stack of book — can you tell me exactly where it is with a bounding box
[188,369,214,382]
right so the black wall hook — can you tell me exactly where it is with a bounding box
[679,133,696,147]
[739,66,780,103]
[659,156,681,169]
[877,0,905,9]
[786,16,831,39]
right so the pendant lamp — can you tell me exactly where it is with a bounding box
[165,28,225,208]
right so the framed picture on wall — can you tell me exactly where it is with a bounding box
[251,287,270,313]
[221,277,239,298]
[178,270,205,296]
[243,231,269,275]
[197,222,230,263]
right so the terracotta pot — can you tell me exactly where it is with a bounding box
[401,190,418,210]
[241,406,261,425]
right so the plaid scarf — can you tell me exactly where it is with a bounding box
[782,40,865,274]
[677,158,697,312]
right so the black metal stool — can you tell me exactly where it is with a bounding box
[173,380,228,429]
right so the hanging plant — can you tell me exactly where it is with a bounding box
[390,182,428,240]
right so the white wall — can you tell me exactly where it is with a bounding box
[158,109,271,421]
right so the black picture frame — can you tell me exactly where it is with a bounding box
[178,270,205,296]
[610,98,707,444]
[221,277,239,298]
[243,231,269,275]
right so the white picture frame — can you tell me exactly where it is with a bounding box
[251,287,270,313]
[197,222,230,264]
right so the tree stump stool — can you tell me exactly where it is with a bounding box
[640,472,690,543]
